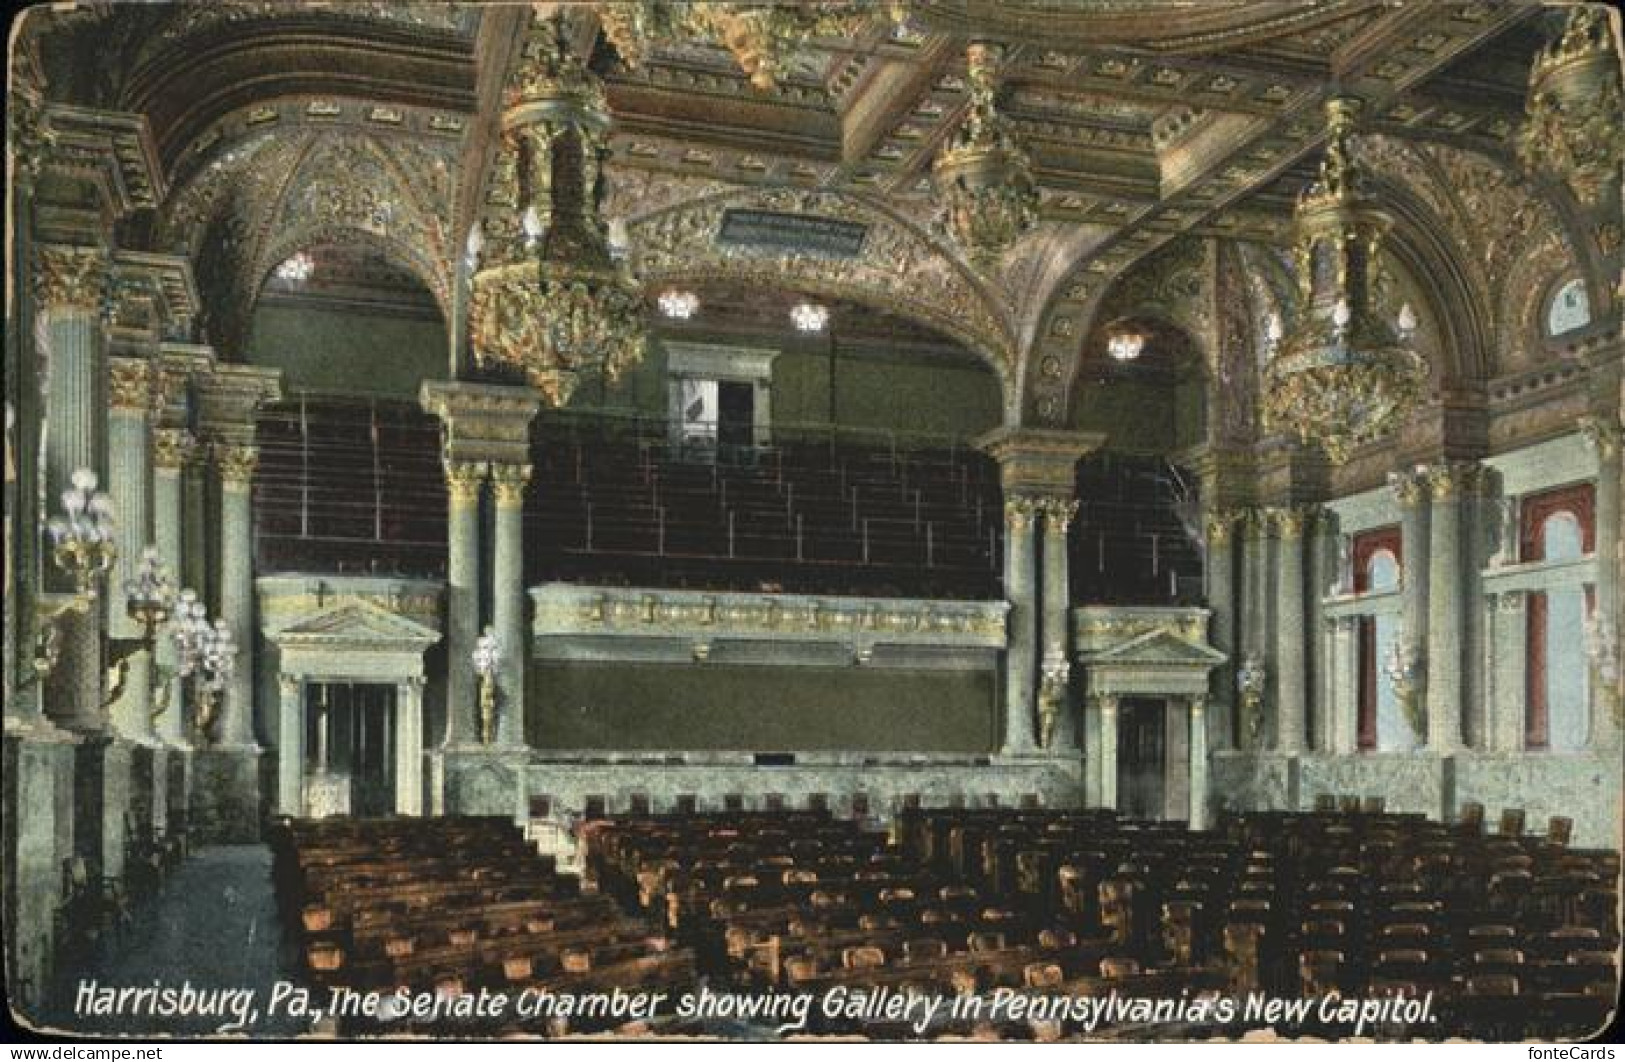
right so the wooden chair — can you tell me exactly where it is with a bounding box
[1299,949,1344,996]
[1100,957,1141,979]
[1546,816,1573,847]
[843,945,886,970]
[1024,962,1065,988]
[1497,808,1526,837]
[904,937,948,963]
[968,931,1006,954]
[1458,801,1486,835]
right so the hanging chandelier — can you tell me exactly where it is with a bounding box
[468,11,645,406]
[932,42,1038,267]
[1261,98,1428,463]
[1517,6,1624,207]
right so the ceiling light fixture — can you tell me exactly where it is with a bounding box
[790,300,829,334]
[1107,327,1146,363]
[658,290,700,320]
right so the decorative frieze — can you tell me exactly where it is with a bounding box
[531,583,1008,656]
[1072,606,1211,652]
[418,381,542,468]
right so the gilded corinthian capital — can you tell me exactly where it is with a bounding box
[1270,505,1312,540]
[1426,460,1483,500]
[34,245,108,312]
[1037,496,1079,535]
[215,444,259,489]
[444,460,487,506]
[108,358,154,411]
[490,462,533,507]
[1579,415,1622,460]
[1004,495,1040,531]
[1389,469,1428,508]
[1205,509,1239,547]
[151,428,196,471]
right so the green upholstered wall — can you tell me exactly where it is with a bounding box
[246,305,447,397]
[528,663,996,751]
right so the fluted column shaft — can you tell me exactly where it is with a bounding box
[151,430,192,747]
[215,445,258,748]
[396,677,424,815]
[276,674,304,815]
[1272,507,1309,752]
[1188,695,1209,829]
[1204,511,1238,749]
[1394,471,1431,736]
[1001,497,1039,754]
[443,461,486,747]
[491,463,531,748]
[38,247,109,733]
[107,360,157,744]
[1098,695,1119,810]
[1038,497,1077,751]
[1583,421,1622,747]
[1425,462,1477,752]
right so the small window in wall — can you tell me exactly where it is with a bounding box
[1521,485,1596,752]
[665,342,777,459]
[1546,278,1591,338]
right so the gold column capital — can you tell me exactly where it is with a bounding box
[444,460,488,506]
[215,443,259,489]
[1269,504,1312,540]
[1037,496,1078,535]
[1579,415,1622,460]
[151,428,196,470]
[1004,495,1040,532]
[490,462,533,507]
[34,244,109,312]
[1426,459,1483,500]
[108,358,155,412]
[1389,469,1428,508]
[1205,508,1240,546]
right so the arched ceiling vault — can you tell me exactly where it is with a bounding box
[23,1,1615,419]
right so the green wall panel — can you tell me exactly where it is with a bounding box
[247,305,446,397]
[529,662,995,751]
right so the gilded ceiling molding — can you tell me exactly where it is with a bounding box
[628,187,1018,388]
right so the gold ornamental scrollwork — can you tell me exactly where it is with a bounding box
[35,246,109,312]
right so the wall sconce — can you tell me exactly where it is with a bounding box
[1584,613,1621,725]
[1038,657,1071,750]
[473,626,503,744]
[46,468,116,601]
[104,547,177,711]
[1382,627,1426,738]
[169,589,235,741]
[1236,653,1267,748]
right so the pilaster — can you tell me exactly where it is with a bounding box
[490,462,534,749]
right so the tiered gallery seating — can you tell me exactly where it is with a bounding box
[525,419,1004,600]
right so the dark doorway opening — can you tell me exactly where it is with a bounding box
[1117,698,1166,820]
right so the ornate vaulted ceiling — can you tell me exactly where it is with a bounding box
[16,1,1617,429]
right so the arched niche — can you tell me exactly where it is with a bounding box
[245,237,448,399]
[1068,316,1205,456]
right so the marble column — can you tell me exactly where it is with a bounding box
[1582,419,1622,747]
[1393,470,1431,734]
[1203,510,1239,749]
[214,444,259,749]
[37,245,109,733]
[1491,591,1529,751]
[1038,496,1078,752]
[1097,694,1119,810]
[1331,616,1360,753]
[106,358,158,745]
[1239,509,1270,748]
[443,460,486,748]
[1425,461,1477,752]
[275,673,304,816]
[396,676,424,815]
[1001,496,1040,754]
[1308,509,1338,751]
[1188,694,1209,830]
[1271,506,1309,753]
[150,428,193,748]
[490,463,531,749]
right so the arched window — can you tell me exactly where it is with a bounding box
[1354,529,1416,752]
[1545,278,1591,338]
[1522,486,1596,751]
